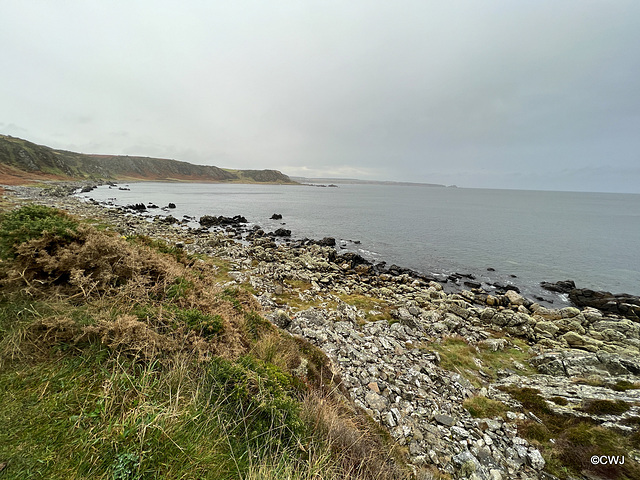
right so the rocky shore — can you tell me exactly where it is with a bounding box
[3,183,640,480]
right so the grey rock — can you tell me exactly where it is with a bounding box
[365,391,388,411]
[269,309,291,328]
[452,450,481,475]
[434,413,457,427]
[527,448,545,470]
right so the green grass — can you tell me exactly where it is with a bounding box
[428,336,535,385]
[0,345,237,479]
[245,310,273,340]
[0,296,309,479]
[337,293,393,322]
[463,396,509,418]
[175,308,224,337]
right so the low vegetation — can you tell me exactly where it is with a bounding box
[433,333,640,479]
[428,335,535,386]
[0,204,409,480]
[463,396,509,419]
[573,376,640,392]
[337,293,393,322]
[497,386,640,479]
[579,399,632,416]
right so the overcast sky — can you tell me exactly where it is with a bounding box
[2,1,640,193]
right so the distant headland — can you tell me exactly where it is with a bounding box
[0,134,295,185]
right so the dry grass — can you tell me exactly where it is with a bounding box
[302,393,411,480]
[337,293,393,322]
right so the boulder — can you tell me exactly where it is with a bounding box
[562,331,603,352]
[269,309,291,329]
[200,215,248,228]
[434,413,457,427]
[534,321,559,338]
[365,391,388,411]
[273,228,292,237]
[316,237,336,247]
[126,203,146,211]
[505,290,525,306]
[527,449,545,470]
[540,280,576,293]
[569,288,640,320]
[531,350,640,376]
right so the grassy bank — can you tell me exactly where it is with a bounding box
[0,204,408,480]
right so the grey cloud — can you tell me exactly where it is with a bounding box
[1,1,639,192]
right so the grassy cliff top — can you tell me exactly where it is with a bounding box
[0,134,296,185]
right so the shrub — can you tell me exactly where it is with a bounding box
[499,386,552,415]
[2,210,183,299]
[166,277,193,299]
[550,396,569,406]
[580,399,631,416]
[0,204,78,258]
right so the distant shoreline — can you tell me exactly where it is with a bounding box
[290,176,453,188]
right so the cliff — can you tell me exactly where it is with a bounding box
[0,134,295,184]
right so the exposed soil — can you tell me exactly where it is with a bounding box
[0,164,70,185]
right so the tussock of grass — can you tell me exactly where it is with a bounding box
[572,376,606,388]
[463,396,509,418]
[498,386,552,414]
[518,421,552,443]
[579,399,631,416]
[611,380,640,391]
[550,396,569,406]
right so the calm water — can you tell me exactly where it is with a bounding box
[81,183,640,302]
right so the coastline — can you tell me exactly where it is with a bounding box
[69,180,640,303]
[2,182,640,479]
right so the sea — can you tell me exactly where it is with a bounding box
[78,182,640,305]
